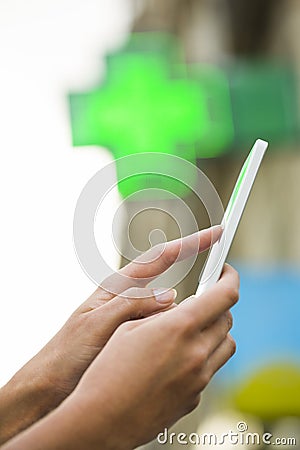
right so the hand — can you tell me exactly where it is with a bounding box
[0,225,221,444]
[24,225,222,399]
[7,264,239,450]
[66,264,239,449]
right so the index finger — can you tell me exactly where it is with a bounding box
[99,225,222,298]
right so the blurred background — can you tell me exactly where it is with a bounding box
[1,0,300,448]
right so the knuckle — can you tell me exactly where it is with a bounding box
[186,394,201,413]
[225,311,233,330]
[164,318,184,336]
[121,287,152,301]
[226,263,239,279]
[164,311,196,341]
[199,371,211,389]
[180,311,197,333]
[149,243,165,262]
[186,347,210,376]
[227,334,237,356]
[118,296,135,313]
[120,287,138,298]
[187,351,204,373]
[154,242,178,267]
[117,288,149,315]
[225,285,239,305]
[195,346,209,366]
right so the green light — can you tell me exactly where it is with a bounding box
[70,54,203,155]
[190,64,234,158]
[69,33,234,197]
[225,145,253,220]
[228,62,299,147]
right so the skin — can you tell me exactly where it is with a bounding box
[0,225,240,449]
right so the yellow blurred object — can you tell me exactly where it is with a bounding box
[234,363,300,420]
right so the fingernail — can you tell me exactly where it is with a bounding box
[220,221,225,231]
[212,224,223,232]
[219,222,225,241]
[153,288,177,304]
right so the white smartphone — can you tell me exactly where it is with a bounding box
[196,138,268,296]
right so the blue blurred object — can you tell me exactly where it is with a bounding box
[219,264,300,380]
[216,264,300,419]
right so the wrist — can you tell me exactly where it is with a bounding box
[2,391,135,450]
[0,362,62,444]
[56,391,135,450]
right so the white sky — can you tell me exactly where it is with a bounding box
[0,0,133,385]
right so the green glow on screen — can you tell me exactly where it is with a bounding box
[225,146,253,220]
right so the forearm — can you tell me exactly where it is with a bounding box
[0,364,63,445]
[1,392,133,450]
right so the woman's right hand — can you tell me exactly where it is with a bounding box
[53,264,239,450]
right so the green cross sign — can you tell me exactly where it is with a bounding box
[70,53,202,157]
[69,33,233,197]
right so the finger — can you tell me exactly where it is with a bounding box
[86,287,177,332]
[100,225,222,298]
[132,301,178,324]
[115,302,179,332]
[205,334,236,378]
[122,225,222,279]
[172,264,239,330]
[199,311,233,356]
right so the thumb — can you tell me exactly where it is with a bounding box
[89,286,177,329]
